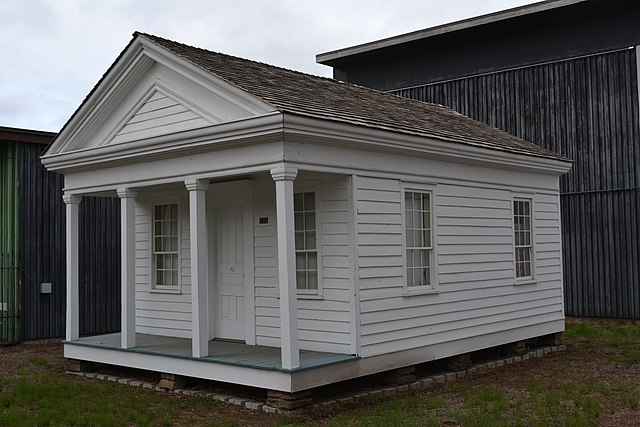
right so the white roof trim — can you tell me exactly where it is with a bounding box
[316,0,588,64]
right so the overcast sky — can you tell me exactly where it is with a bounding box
[1,0,538,132]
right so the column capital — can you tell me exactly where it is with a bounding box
[116,187,139,199]
[62,193,82,205]
[270,166,298,182]
[185,178,209,192]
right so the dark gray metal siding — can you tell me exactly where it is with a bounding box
[18,143,121,339]
[392,49,640,318]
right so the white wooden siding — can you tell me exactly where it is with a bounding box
[253,176,352,353]
[111,91,209,145]
[135,188,192,338]
[355,176,564,357]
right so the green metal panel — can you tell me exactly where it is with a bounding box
[0,142,19,342]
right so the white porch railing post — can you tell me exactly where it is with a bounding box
[270,166,300,370]
[63,193,82,342]
[185,178,209,358]
[117,187,138,349]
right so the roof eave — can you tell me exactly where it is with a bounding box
[282,113,572,175]
[316,0,587,64]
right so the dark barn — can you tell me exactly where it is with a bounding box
[318,0,640,318]
[0,126,120,342]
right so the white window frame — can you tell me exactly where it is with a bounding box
[150,196,182,293]
[293,181,323,299]
[512,195,536,285]
[401,183,439,295]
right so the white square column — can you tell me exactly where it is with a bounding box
[270,166,300,370]
[117,188,138,349]
[63,193,82,342]
[185,179,209,358]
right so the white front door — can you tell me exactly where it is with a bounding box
[215,207,245,340]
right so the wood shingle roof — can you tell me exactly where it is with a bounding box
[135,33,570,162]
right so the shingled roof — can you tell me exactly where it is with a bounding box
[139,33,569,162]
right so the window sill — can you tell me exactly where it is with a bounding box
[403,286,439,297]
[276,293,323,300]
[297,293,323,300]
[514,278,537,286]
[149,287,182,294]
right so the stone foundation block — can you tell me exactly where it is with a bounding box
[158,373,187,390]
[446,353,472,371]
[503,341,527,356]
[266,390,312,410]
[539,332,563,346]
[67,359,98,373]
[383,366,417,386]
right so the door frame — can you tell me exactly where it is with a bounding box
[206,180,255,344]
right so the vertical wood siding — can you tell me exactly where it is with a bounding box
[19,143,121,340]
[354,176,564,357]
[253,177,352,354]
[392,49,640,318]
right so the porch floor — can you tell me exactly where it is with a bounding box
[68,333,358,372]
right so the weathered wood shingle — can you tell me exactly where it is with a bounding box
[138,32,568,162]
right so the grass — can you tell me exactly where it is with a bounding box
[1,319,639,426]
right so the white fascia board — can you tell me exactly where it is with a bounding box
[281,113,572,176]
[41,112,285,173]
[46,43,153,156]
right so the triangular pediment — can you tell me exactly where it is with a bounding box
[45,36,276,157]
[108,86,215,146]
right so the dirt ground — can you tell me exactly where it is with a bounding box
[1,318,639,426]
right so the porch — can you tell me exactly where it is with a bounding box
[65,333,360,392]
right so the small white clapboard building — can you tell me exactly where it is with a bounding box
[41,33,572,395]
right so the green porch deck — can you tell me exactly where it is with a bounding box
[67,333,358,372]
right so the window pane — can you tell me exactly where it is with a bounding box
[294,213,303,231]
[295,232,304,250]
[305,212,315,230]
[414,249,422,268]
[406,249,414,268]
[406,230,414,247]
[424,227,431,248]
[414,229,423,248]
[308,253,317,269]
[296,253,306,270]
[405,192,413,210]
[307,271,318,290]
[407,268,414,287]
[304,192,315,210]
[413,211,422,230]
[296,271,307,290]
[294,193,303,211]
[405,210,413,229]
[305,231,316,250]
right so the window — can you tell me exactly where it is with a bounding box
[404,190,434,290]
[513,198,533,279]
[294,191,318,292]
[153,203,180,290]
